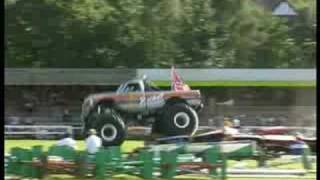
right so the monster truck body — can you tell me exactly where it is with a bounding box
[81,78,203,146]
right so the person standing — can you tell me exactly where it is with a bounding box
[223,118,239,140]
[85,129,102,154]
[233,118,241,129]
[62,108,72,123]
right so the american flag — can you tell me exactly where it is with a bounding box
[171,66,191,91]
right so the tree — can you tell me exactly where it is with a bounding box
[5,0,316,68]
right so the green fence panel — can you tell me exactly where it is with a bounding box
[206,146,220,177]
[76,151,90,177]
[256,146,267,167]
[95,149,111,180]
[139,150,154,179]
[160,150,177,179]
[108,146,122,163]
[31,145,44,178]
[227,144,254,159]
[8,148,21,176]
[19,148,33,177]
[5,154,9,175]
[220,153,227,180]
[302,145,312,170]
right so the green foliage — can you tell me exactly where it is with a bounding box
[5,0,316,68]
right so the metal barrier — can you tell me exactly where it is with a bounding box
[5,125,73,134]
[5,140,313,179]
[5,125,77,139]
[6,142,246,179]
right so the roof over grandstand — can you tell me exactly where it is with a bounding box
[5,68,316,87]
[255,0,297,15]
[5,68,136,86]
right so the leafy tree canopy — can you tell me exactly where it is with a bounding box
[5,0,316,68]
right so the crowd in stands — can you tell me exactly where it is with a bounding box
[5,87,80,125]
[4,86,316,127]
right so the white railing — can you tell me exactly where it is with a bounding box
[4,125,315,139]
[240,126,316,130]
[4,125,82,135]
[199,126,316,130]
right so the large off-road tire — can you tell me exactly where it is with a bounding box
[154,104,199,136]
[85,109,126,147]
[151,116,162,135]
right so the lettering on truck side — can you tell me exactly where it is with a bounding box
[140,93,165,107]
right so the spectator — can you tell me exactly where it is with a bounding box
[24,102,35,112]
[62,109,72,122]
[7,116,21,125]
[85,129,102,154]
[22,92,38,113]
[295,132,305,140]
[24,117,34,125]
[49,92,59,105]
[223,118,239,138]
[49,91,65,106]
[208,118,214,127]
[290,136,308,155]
[56,132,77,149]
[233,118,241,129]
[267,117,275,126]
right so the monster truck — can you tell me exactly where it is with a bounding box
[81,78,203,146]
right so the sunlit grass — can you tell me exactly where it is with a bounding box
[4,140,143,154]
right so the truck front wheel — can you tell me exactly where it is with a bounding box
[86,109,126,147]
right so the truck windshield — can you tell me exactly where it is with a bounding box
[125,84,141,92]
[116,80,160,93]
[118,83,142,93]
[116,84,125,94]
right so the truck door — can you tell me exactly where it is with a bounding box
[120,82,146,112]
[144,83,165,110]
[145,92,165,110]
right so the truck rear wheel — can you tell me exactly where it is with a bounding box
[155,104,199,136]
[86,109,126,147]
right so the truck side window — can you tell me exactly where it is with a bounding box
[144,84,152,91]
[144,80,160,92]
[124,83,141,93]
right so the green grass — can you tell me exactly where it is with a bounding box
[40,175,316,180]
[154,81,316,87]
[4,140,143,154]
[227,159,317,170]
[5,140,316,180]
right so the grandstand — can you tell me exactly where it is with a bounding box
[4,68,316,128]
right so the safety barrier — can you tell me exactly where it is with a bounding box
[5,140,312,179]
[5,141,257,179]
[5,125,74,135]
